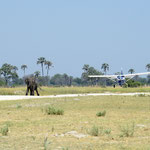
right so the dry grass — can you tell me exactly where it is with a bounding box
[0,86,150,95]
[0,95,150,149]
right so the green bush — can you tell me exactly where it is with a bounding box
[104,129,111,135]
[45,106,64,115]
[89,125,99,136]
[119,123,135,137]
[0,79,5,86]
[1,125,9,136]
[126,79,142,87]
[88,126,111,137]
[138,94,146,97]
[96,110,106,117]
[88,126,104,136]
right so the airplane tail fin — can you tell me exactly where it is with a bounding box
[121,68,123,75]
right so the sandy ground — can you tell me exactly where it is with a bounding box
[0,92,149,101]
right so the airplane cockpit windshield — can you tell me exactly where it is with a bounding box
[117,76,125,80]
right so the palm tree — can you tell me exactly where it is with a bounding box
[146,64,150,71]
[146,64,150,84]
[37,57,46,76]
[101,63,109,86]
[34,71,40,78]
[45,60,53,76]
[128,68,135,74]
[82,64,90,72]
[21,65,27,76]
[101,63,109,75]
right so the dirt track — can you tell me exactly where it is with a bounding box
[0,92,149,101]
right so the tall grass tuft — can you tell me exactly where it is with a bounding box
[45,106,64,115]
[1,125,9,136]
[119,123,135,137]
[88,125,99,136]
[104,129,111,135]
[43,137,51,150]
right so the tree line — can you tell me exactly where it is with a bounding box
[0,57,150,87]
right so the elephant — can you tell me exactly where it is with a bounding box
[25,77,40,96]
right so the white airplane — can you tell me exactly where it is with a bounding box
[88,70,150,87]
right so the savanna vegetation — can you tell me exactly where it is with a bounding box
[0,86,150,96]
[0,95,150,149]
[0,58,150,87]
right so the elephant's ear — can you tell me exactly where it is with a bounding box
[25,78,29,84]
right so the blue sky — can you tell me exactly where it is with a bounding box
[0,0,150,77]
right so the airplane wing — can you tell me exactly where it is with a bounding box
[88,75,117,79]
[89,72,150,80]
[124,72,150,78]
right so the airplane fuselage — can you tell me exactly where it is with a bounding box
[116,75,125,86]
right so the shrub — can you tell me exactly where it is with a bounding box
[96,110,106,117]
[89,125,99,136]
[138,94,146,97]
[126,79,142,87]
[45,106,64,115]
[119,123,135,137]
[88,126,112,137]
[104,129,111,135]
[1,125,9,136]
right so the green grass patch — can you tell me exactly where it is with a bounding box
[0,96,150,149]
[119,123,135,137]
[43,137,51,150]
[104,128,111,135]
[0,86,150,95]
[0,125,9,136]
[45,106,64,115]
[88,125,100,136]
[96,110,106,117]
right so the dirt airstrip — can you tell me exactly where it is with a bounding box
[0,92,149,101]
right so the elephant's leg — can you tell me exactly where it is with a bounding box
[32,90,35,96]
[26,87,29,95]
[30,88,33,96]
[35,88,40,96]
[30,87,34,96]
